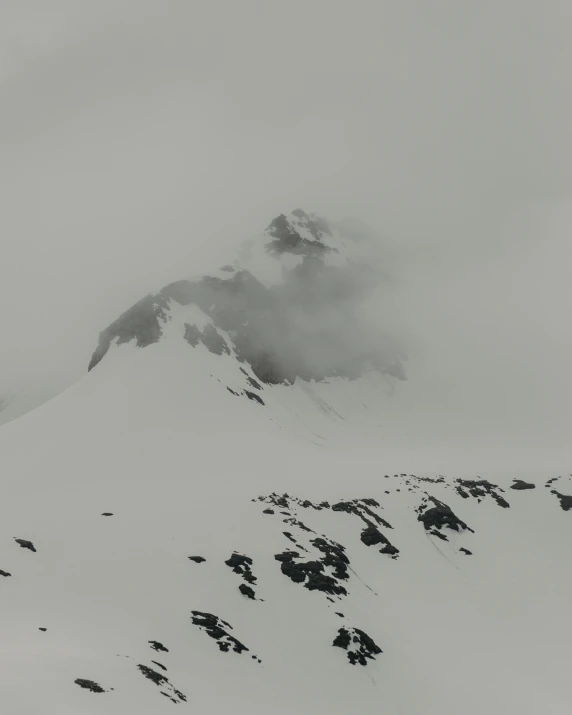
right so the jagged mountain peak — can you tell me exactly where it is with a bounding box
[88,211,406,390]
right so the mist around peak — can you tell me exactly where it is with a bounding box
[88,210,407,387]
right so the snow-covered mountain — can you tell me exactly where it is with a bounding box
[88,209,405,385]
[1,211,572,714]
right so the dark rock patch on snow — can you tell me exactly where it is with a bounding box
[137,664,186,703]
[417,497,473,539]
[14,538,36,552]
[201,324,230,355]
[455,479,510,508]
[360,523,399,557]
[510,480,536,491]
[267,212,332,257]
[225,553,257,584]
[0,570,11,577]
[190,611,250,654]
[283,531,306,550]
[148,640,169,653]
[138,664,167,687]
[244,390,265,405]
[75,679,107,693]
[275,537,349,597]
[283,517,314,533]
[333,627,382,666]
[239,583,256,600]
[89,293,170,371]
[551,490,572,511]
[184,322,230,356]
[188,556,206,563]
[183,323,201,347]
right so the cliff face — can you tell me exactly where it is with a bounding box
[88,210,406,385]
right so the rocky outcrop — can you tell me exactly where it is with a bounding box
[87,210,406,387]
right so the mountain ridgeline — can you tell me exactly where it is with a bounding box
[88,210,406,386]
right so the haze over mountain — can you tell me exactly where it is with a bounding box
[2,2,572,713]
[3,0,572,446]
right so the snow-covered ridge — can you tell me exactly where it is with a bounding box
[1,258,572,712]
[88,210,406,388]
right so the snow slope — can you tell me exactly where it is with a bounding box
[1,212,572,714]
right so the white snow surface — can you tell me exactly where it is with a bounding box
[1,211,571,713]
[1,331,572,714]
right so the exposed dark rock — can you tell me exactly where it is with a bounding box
[455,479,510,508]
[188,556,206,563]
[39,627,47,632]
[191,611,249,654]
[417,498,473,538]
[14,538,36,552]
[333,627,382,666]
[264,493,290,509]
[225,553,257,584]
[331,501,356,515]
[510,480,536,491]
[283,517,314,533]
[431,530,449,542]
[262,508,275,515]
[459,547,473,555]
[137,664,167,687]
[184,322,229,355]
[360,523,399,557]
[101,512,114,516]
[184,323,202,347]
[137,664,187,703]
[275,551,300,562]
[75,679,106,693]
[245,390,265,405]
[335,612,345,618]
[266,213,330,257]
[0,570,11,577]
[279,556,345,595]
[88,210,407,385]
[275,538,349,597]
[148,640,169,653]
[151,661,167,671]
[239,583,256,600]
[311,538,350,581]
[89,293,169,371]
[201,324,230,355]
[240,369,263,390]
[331,499,393,530]
[551,490,572,511]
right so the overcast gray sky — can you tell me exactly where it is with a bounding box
[2,0,572,449]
